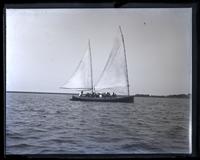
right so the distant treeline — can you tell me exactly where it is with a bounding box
[6,91,77,95]
[134,94,191,98]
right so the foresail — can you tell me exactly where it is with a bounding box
[95,27,129,95]
[62,47,92,90]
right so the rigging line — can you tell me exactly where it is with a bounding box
[119,25,130,96]
[60,87,92,90]
[60,87,93,89]
[95,85,129,89]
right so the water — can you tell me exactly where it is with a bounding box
[6,92,190,154]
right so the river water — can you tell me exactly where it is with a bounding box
[6,92,190,154]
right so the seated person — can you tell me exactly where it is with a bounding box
[96,93,100,97]
[112,92,116,97]
[79,91,83,96]
[106,92,111,96]
[102,93,106,97]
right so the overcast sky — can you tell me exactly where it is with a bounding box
[6,8,192,95]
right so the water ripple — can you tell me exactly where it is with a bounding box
[6,93,190,154]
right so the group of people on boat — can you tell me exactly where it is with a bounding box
[79,91,117,98]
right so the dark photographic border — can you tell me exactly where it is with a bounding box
[2,0,199,159]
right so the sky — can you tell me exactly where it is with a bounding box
[6,8,192,95]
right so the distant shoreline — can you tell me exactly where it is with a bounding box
[6,91,190,98]
[134,94,190,98]
[6,91,77,95]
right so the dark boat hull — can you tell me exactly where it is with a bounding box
[70,95,134,103]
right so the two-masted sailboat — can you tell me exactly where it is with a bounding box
[61,26,134,103]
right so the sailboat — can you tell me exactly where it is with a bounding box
[61,26,134,103]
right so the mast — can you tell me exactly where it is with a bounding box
[119,26,130,96]
[88,39,94,93]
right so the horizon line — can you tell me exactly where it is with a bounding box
[6,91,191,96]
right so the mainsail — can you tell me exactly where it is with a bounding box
[95,26,130,95]
[61,40,93,91]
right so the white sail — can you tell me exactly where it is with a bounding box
[95,26,130,95]
[61,42,93,90]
